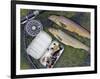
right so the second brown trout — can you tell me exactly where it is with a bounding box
[48,28,89,52]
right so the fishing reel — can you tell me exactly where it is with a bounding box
[25,20,43,37]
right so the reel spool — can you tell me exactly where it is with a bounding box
[25,20,43,37]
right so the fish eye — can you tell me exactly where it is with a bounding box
[53,43,56,45]
[51,48,53,49]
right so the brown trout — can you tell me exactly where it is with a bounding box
[48,28,89,51]
[48,15,90,39]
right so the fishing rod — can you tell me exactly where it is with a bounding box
[21,10,44,24]
[21,10,44,69]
